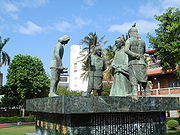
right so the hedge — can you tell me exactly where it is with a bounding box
[166,117,180,124]
[167,130,180,135]
[0,116,34,124]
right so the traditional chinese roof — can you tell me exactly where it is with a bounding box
[147,67,175,76]
[145,48,157,54]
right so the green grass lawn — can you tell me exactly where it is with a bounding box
[0,125,35,135]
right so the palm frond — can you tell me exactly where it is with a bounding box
[2,51,10,65]
[0,38,10,50]
[80,32,108,79]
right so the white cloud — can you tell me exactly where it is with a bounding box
[108,20,158,34]
[54,17,91,32]
[55,21,72,32]
[138,0,180,19]
[4,3,19,12]
[138,4,162,18]
[83,0,96,8]
[0,0,48,20]
[17,0,48,8]
[19,21,43,35]
[74,17,91,28]
[161,0,180,9]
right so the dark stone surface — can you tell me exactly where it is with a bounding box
[26,96,180,114]
[34,111,166,135]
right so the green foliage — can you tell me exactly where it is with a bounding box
[147,7,180,77]
[101,83,111,96]
[56,86,82,96]
[167,129,180,135]
[0,116,34,123]
[0,36,10,66]
[1,54,50,106]
[103,45,115,80]
[167,117,180,125]
[167,120,179,129]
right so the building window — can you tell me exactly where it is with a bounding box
[60,77,68,82]
[169,79,180,87]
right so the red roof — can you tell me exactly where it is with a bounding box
[145,48,157,54]
[147,67,175,76]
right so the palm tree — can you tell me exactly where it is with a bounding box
[103,45,115,80]
[0,36,10,85]
[0,36,10,66]
[80,32,108,80]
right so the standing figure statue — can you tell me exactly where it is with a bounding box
[49,35,70,97]
[110,36,131,96]
[86,46,106,96]
[124,24,149,96]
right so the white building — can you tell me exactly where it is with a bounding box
[58,74,69,88]
[70,45,88,92]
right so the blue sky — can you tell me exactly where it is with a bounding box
[0,0,179,84]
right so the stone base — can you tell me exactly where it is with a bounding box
[26,96,180,135]
[35,111,166,135]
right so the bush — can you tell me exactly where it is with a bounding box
[167,120,179,129]
[0,116,34,124]
[167,129,180,135]
[167,117,180,125]
[56,86,82,96]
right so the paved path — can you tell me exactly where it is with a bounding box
[0,122,34,128]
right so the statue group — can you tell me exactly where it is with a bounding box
[49,24,149,97]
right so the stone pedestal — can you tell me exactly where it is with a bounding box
[26,96,180,135]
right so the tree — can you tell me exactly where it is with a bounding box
[1,54,50,106]
[0,36,11,86]
[80,32,108,80]
[103,45,115,80]
[0,36,10,67]
[148,7,180,77]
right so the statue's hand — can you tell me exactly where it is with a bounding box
[135,54,141,59]
[57,66,64,70]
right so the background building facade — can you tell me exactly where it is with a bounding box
[70,45,88,92]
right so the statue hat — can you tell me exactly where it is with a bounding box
[128,23,138,34]
[59,35,70,42]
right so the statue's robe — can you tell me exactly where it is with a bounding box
[110,47,131,96]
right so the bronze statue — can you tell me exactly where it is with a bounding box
[124,24,149,96]
[49,35,70,97]
[110,36,131,96]
[86,46,106,96]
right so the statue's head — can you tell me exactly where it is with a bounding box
[115,35,125,49]
[58,35,70,45]
[94,46,102,56]
[128,23,139,38]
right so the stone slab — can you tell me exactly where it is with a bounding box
[26,96,180,114]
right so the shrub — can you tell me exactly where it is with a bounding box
[0,116,34,124]
[167,120,179,130]
[56,86,82,96]
[167,117,180,125]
